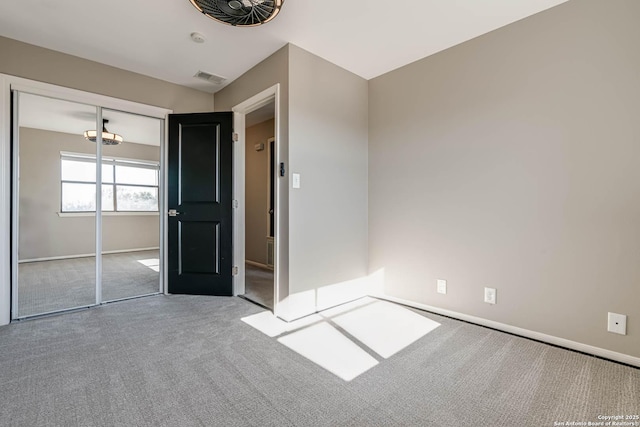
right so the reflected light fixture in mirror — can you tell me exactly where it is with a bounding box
[84,119,123,146]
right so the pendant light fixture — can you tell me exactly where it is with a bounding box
[84,119,123,146]
[189,0,284,27]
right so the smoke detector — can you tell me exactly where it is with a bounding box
[194,70,227,85]
[189,0,284,27]
[190,32,206,43]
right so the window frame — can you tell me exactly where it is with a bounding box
[60,152,160,214]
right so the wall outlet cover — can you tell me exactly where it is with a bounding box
[484,287,497,305]
[437,279,447,294]
[607,312,627,335]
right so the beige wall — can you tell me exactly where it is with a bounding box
[287,45,369,315]
[245,119,274,265]
[214,45,289,112]
[0,35,212,325]
[215,45,291,309]
[19,127,160,260]
[369,0,640,358]
[0,36,213,113]
[216,44,369,320]
[6,3,637,361]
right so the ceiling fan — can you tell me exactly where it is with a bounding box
[189,0,284,27]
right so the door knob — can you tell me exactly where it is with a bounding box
[168,209,180,217]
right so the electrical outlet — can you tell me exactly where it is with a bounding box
[607,312,627,335]
[484,287,496,305]
[437,279,447,295]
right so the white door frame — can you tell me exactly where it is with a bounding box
[0,74,171,324]
[232,84,281,316]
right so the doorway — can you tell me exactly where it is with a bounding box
[11,88,167,319]
[230,84,281,315]
[242,102,275,309]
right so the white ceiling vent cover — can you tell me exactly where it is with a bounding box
[189,0,284,27]
[194,71,227,85]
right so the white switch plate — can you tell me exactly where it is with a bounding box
[607,312,627,335]
[292,173,301,189]
[437,279,447,295]
[484,287,497,305]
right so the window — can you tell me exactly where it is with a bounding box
[61,153,159,213]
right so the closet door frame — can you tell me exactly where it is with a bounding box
[1,75,171,321]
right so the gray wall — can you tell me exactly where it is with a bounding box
[369,0,640,358]
[216,44,369,319]
[245,119,274,265]
[215,45,291,311]
[19,127,160,260]
[0,36,213,113]
[287,45,369,315]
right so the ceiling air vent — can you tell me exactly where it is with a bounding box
[189,0,284,27]
[194,70,227,85]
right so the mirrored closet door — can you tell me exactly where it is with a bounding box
[13,92,163,319]
[100,108,162,303]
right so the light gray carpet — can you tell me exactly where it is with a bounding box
[0,295,637,427]
[244,263,273,309]
[17,250,160,317]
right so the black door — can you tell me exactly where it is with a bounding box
[167,112,233,295]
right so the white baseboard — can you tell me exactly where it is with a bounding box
[245,260,273,271]
[19,247,160,264]
[372,293,640,368]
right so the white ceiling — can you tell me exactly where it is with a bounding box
[0,0,568,94]
[19,93,163,146]
[246,102,275,128]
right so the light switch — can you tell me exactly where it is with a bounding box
[292,173,301,189]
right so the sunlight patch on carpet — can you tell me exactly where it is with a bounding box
[241,311,323,338]
[331,300,441,358]
[278,322,379,381]
[137,258,160,272]
[241,297,440,381]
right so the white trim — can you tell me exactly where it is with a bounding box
[373,293,640,368]
[95,107,103,306]
[245,259,274,271]
[18,247,160,263]
[100,292,161,305]
[1,74,172,323]
[272,89,281,318]
[9,76,169,119]
[0,76,11,325]
[57,211,159,217]
[232,84,281,317]
[13,304,96,321]
[13,293,156,321]
[10,91,20,320]
[161,117,169,295]
[232,111,247,297]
